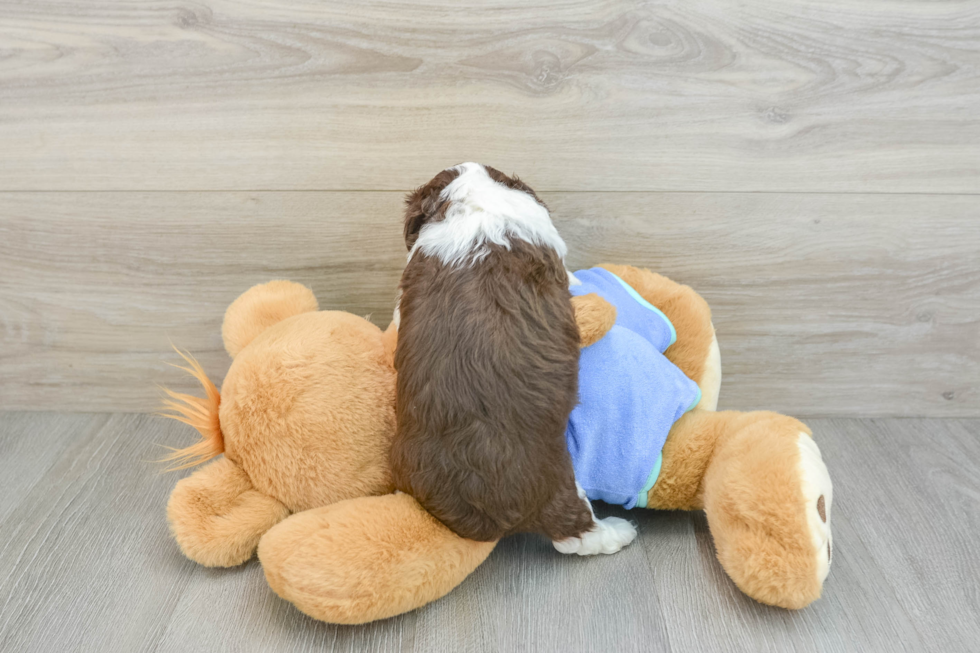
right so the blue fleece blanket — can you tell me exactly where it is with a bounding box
[567,268,702,509]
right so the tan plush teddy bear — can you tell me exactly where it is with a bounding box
[163,265,833,624]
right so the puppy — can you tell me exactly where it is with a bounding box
[392,162,636,555]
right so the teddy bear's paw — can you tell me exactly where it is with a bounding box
[798,432,833,583]
[553,517,638,556]
[697,331,722,411]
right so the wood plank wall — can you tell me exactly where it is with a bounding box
[1,0,978,415]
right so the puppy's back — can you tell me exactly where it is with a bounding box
[393,239,585,541]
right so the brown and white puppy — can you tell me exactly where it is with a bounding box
[391,162,636,555]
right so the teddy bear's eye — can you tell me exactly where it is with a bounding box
[817,495,826,523]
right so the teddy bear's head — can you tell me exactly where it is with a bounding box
[167,280,399,513]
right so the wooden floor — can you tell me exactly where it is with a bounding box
[0,412,977,653]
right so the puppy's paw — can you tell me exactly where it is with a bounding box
[553,517,637,556]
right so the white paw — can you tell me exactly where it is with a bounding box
[553,517,638,556]
[798,432,833,583]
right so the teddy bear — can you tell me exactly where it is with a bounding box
[162,265,833,625]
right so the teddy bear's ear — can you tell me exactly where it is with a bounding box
[221,281,318,358]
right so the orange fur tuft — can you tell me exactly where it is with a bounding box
[158,347,223,471]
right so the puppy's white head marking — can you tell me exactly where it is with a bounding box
[410,162,567,267]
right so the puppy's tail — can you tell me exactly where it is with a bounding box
[157,346,223,471]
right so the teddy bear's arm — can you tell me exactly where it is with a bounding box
[571,293,617,347]
[167,457,290,567]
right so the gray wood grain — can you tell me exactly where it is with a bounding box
[413,533,673,652]
[2,413,979,652]
[0,413,417,653]
[0,0,977,192]
[2,191,977,416]
[0,413,191,652]
[0,412,102,525]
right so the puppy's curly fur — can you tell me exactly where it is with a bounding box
[392,163,593,542]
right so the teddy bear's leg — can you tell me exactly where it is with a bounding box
[646,410,833,609]
[259,493,496,624]
[598,264,721,410]
[168,457,290,567]
[702,412,832,609]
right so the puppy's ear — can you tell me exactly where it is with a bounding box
[403,168,460,250]
[403,185,434,250]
